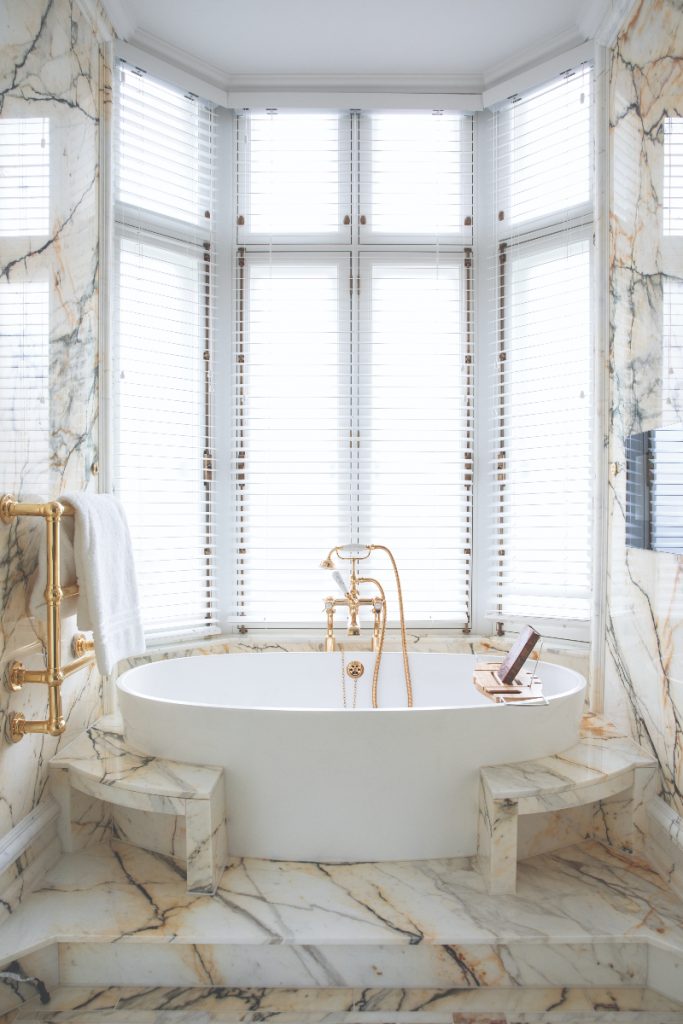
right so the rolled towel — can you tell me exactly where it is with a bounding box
[30,493,145,676]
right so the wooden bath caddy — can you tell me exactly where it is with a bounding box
[473,662,544,702]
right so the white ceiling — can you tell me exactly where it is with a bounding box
[102,0,627,91]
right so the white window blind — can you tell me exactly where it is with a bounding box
[662,119,683,420]
[0,279,49,495]
[0,118,49,237]
[112,60,217,641]
[234,110,473,627]
[359,112,472,240]
[664,118,683,236]
[492,64,594,632]
[237,111,349,241]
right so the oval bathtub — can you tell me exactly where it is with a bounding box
[116,652,586,862]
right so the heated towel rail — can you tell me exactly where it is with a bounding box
[1,495,95,743]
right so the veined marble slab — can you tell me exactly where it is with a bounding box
[49,717,227,895]
[50,717,221,801]
[1,838,683,977]
[478,716,656,894]
[480,730,655,804]
[20,984,680,1015]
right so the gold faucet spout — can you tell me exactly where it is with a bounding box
[320,544,413,708]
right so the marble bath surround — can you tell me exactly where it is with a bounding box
[0,0,106,859]
[0,709,681,1012]
[605,0,683,870]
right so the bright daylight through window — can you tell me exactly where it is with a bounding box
[112,59,595,642]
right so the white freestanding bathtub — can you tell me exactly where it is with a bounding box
[116,652,586,862]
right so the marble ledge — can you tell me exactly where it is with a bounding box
[115,631,590,672]
[480,722,656,803]
[49,717,228,896]
[50,716,221,801]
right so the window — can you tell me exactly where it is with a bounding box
[112,63,217,640]
[0,117,50,495]
[490,65,594,633]
[112,58,596,642]
[662,118,683,420]
[233,109,473,626]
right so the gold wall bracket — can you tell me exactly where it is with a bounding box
[1,495,96,744]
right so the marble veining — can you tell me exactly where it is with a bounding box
[0,0,108,847]
[477,717,656,893]
[49,716,228,894]
[606,0,683,839]
[0,981,680,1024]
[3,837,683,965]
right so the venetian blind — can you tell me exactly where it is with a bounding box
[0,116,50,496]
[112,60,218,641]
[233,110,473,627]
[491,64,594,631]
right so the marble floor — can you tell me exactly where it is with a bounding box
[4,837,683,1001]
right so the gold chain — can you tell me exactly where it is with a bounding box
[339,649,357,709]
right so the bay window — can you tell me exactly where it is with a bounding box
[111,56,596,642]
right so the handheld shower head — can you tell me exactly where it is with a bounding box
[320,554,336,569]
[336,544,372,560]
[331,570,349,596]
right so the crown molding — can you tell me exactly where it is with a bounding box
[130,29,484,95]
[483,25,585,90]
[99,0,137,40]
[577,0,639,47]
[113,7,615,109]
[130,29,230,90]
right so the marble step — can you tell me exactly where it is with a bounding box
[480,718,656,809]
[13,1007,683,1023]
[49,716,223,804]
[11,986,683,1024]
[49,716,228,894]
[478,715,657,895]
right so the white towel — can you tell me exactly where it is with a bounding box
[30,493,145,676]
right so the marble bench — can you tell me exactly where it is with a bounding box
[49,715,228,894]
[477,714,657,894]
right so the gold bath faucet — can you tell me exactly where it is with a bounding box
[320,544,413,709]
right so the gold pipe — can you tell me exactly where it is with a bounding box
[356,576,387,708]
[321,543,413,708]
[367,545,413,708]
[1,494,95,743]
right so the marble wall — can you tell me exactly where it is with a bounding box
[0,0,108,840]
[606,0,683,814]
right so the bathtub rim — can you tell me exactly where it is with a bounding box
[116,651,587,714]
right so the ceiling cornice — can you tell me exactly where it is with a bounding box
[482,25,585,89]
[101,0,639,100]
[100,0,137,40]
[130,28,484,94]
[577,0,639,46]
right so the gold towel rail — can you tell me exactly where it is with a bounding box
[0,495,96,743]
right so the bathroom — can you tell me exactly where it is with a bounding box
[2,0,683,1019]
